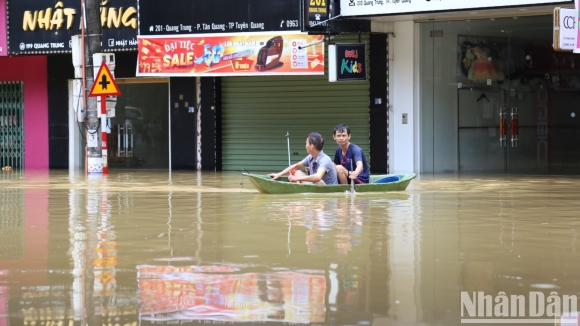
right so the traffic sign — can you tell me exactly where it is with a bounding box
[89,62,121,97]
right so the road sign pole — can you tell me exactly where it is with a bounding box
[89,61,121,175]
[101,95,108,175]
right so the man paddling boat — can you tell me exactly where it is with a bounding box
[332,124,370,184]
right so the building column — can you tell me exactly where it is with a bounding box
[389,21,417,173]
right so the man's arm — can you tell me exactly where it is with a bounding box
[350,161,364,180]
[350,147,365,179]
[269,162,305,180]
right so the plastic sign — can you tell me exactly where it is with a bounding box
[554,8,576,51]
[89,62,121,97]
[341,0,571,17]
[136,33,325,76]
[329,43,366,82]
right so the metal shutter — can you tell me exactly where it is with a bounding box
[221,33,370,172]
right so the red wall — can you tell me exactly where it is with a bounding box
[0,55,48,170]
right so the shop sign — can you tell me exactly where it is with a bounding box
[553,8,576,51]
[7,0,137,54]
[341,0,572,17]
[329,43,366,82]
[0,0,6,56]
[304,0,330,32]
[136,33,325,77]
[139,0,301,36]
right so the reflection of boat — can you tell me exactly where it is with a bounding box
[242,172,416,194]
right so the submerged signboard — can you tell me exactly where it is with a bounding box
[137,33,325,76]
[7,0,137,54]
[341,0,572,17]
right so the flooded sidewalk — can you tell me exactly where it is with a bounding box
[1,170,580,326]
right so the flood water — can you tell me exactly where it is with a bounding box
[1,170,580,326]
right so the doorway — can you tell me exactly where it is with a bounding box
[421,16,580,174]
[109,79,169,169]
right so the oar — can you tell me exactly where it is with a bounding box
[350,159,355,194]
[286,131,291,167]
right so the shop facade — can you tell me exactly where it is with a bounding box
[136,0,391,173]
[5,0,201,171]
[351,0,578,174]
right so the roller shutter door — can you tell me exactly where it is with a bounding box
[221,33,370,172]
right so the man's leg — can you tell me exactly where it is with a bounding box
[294,170,325,184]
[335,165,349,184]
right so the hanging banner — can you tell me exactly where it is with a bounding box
[341,0,572,17]
[137,33,325,77]
[138,0,301,36]
[0,0,6,56]
[6,0,137,54]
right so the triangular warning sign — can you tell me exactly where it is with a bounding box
[89,62,121,97]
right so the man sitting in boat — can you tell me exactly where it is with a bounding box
[332,124,370,184]
[268,132,338,185]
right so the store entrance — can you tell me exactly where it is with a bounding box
[421,16,580,174]
[109,79,169,169]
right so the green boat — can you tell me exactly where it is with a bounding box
[242,172,416,194]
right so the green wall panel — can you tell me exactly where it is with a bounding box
[222,34,370,172]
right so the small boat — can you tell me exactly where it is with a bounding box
[242,172,416,194]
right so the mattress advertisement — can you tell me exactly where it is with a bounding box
[0,0,6,56]
[136,33,325,77]
[341,0,572,17]
[137,265,327,323]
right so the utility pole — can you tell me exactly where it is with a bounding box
[85,0,102,171]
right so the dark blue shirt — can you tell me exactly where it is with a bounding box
[334,143,370,183]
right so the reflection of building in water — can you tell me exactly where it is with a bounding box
[1,183,50,326]
[61,187,138,326]
[137,265,326,324]
[6,284,138,326]
[0,188,24,259]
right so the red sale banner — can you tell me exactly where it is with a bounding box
[137,33,325,76]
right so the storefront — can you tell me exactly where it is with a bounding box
[342,0,576,174]
[137,0,390,173]
[219,33,371,172]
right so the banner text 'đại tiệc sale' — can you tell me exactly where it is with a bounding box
[137,33,325,77]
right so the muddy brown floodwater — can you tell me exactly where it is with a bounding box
[1,170,580,326]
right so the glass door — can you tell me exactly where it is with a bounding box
[422,16,580,175]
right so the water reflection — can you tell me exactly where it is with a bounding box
[138,265,326,323]
[4,171,580,325]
